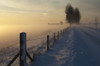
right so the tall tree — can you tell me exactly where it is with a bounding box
[74,8,81,24]
[65,4,74,25]
[65,4,81,25]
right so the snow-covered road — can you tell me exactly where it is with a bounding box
[31,27,100,66]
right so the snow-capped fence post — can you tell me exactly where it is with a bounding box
[20,32,27,66]
[61,30,63,36]
[47,35,50,50]
[54,33,56,43]
[58,32,59,40]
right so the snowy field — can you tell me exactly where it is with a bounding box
[31,25,100,66]
[0,25,68,66]
[0,24,100,66]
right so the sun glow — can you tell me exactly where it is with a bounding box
[0,26,9,32]
[0,26,3,30]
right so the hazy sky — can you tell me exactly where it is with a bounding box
[0,0,100,25]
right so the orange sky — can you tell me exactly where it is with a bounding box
[0,0,100,25]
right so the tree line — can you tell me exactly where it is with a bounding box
[65,4,81,25]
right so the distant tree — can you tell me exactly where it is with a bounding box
[65,4,81,25]
[65,4,74,25]
[74,8,81,24]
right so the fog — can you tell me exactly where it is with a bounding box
[0,24,69,49]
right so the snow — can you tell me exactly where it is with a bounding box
[0,24,100,66]
[0,26,67,66]
[31,26,100,66]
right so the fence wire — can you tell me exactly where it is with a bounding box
[0,27,67,66]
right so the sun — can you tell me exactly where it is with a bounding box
[0,26,9,33]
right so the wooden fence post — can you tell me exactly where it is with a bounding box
[58,32,59,40]
[47,35,50,50]
[64,29,65,33]
[61,30,62,36]
[54,33,56,43]
[63,30,64,35]
[20,32,27,66]
[63,30,65,34]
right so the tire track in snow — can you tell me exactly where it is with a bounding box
[80,28,100,45]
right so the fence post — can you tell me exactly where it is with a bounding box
[47,35,50,50]
[63,30,64,35]
[64,29,65,33]
[20,32,27,66]
[58,32,59,40]
[63,30,65,34]
[61,30,62,36]
[54,33,56,43]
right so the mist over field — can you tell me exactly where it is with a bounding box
[0,24,68,49]
[0,0,100,66]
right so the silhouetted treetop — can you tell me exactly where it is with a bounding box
[74,8,81,24]
[65,4,81,24]
[65,4,74,24]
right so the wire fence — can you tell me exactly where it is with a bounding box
[0,27,69,66]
